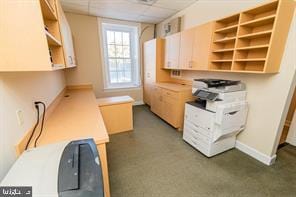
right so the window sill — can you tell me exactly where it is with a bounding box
[103,86,142,92]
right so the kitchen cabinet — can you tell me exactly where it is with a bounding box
[164,33,181,69]
[179,28,195,69]
[178,22,214,70]
[58,1,76,68]
[143,38,170,105]
[150,83,194,130]
[0,0,65,71]
[192,22,214,70]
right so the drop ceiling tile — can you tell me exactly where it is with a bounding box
[138,15,164,23]
[143,6,175,19]
[153,0,197,11]
[89,6,141,22]
[61,0,89,14]
[89,0,150,15]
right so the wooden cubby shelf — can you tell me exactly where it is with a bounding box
[240,14,276,27]
[40,0,57,21]
[236,44,269,51]
[45,30,61,46]
[235,58,266,62]
[214,36,236,43]
[215,25,238,34]
[238,30,272,39]
[213,48,234,53]
[211,60,233,63]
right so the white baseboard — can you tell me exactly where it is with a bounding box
[235,141,277,166]
[133,100,145,106]
[287,136,296,146]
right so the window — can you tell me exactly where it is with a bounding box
[101,22,140,89]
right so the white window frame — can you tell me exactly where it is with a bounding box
[100,19,141,90]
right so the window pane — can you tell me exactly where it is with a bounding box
[123,32,130,45]
[117,72,125,83]
[115,32,122,45]
[109,59,116,71]
[115,45,123,58]
[107,31,115,44]
[123,46,130,58]
[124,71,132,82]
[117,59,124,71]
[110,71,117,83]
[107,45,115,58]
[123,59,131,71]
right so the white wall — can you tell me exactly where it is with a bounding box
[64,13,155,103]
[0,71,66,181]
[157,0,296,158]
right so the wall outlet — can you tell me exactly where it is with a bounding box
[16,110,24,126]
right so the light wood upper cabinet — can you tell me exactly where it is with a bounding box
[179,28,195,69]
[164,33,181,69]
[58,1,76,68]
[192,22,214,70]
[178,22,214,70]
[0,0,65,71]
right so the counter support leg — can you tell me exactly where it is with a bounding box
[97,143,110,197]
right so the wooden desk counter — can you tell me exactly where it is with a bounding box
[37,89,109,146]
[21,88,111,197]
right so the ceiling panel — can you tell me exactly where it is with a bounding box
[153,0,197,11]
[61,0,198,23]
[142,6,175,19]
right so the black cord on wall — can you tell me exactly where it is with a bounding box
[24,101,47,150]
[34,102,46,148]
[25,104,40,150]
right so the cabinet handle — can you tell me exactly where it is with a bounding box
[69,56,73,64]
[188,61,193,68]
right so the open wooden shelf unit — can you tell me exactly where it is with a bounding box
[40,0,65,69]
[209,0,294,73]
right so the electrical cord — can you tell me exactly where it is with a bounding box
[25,103,40,150]
[24,101,46,150]
[34,101,46,148]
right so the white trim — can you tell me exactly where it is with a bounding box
[235,140,277,166]
[98,18,141,90]
[133,101,145,106]
[287,111,296,146]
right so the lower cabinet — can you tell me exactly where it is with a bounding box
[150,84,193,130]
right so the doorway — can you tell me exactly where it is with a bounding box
[279,87,296,146]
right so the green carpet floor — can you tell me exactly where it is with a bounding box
[107,105,296,197]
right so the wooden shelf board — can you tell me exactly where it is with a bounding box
[52,64,65,70]
[238,30,272,39]
[235,58,266,62]
[214,36,236,43]
[240,14,276,27]
[40,0,57,21]
[211,59,233,63]
[45,31,61,46]
[236,44,269,51]
[213,48,234,53]
[215,25,238,34]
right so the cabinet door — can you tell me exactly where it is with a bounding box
[192,22,214,70]
[179,28,195,69]
[0,0,52,71]
[151,86,163,116]
[162,95,179,128]
[143,84,152,106]
[58,2,76,68]
[144,39,156,83]
[164,33,180,69]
